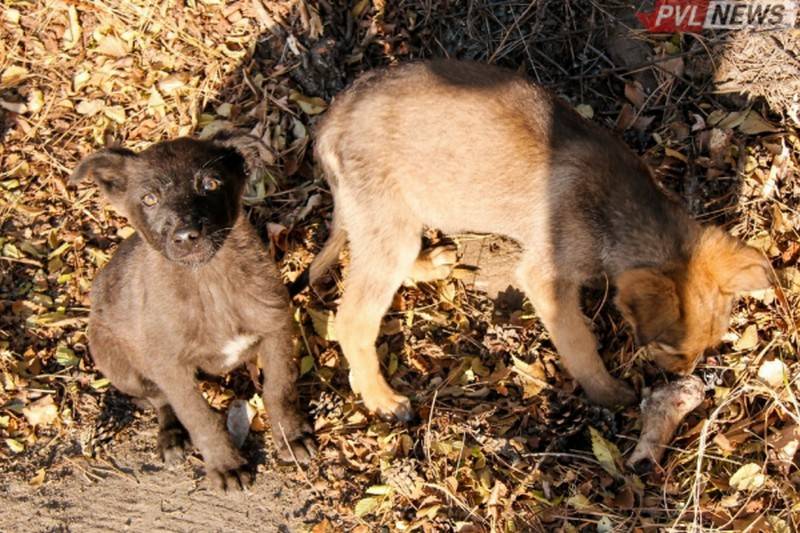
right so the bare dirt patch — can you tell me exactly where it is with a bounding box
[0,395,332,532]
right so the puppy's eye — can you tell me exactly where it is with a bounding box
[142,192,159,207]
[201,176,222,192]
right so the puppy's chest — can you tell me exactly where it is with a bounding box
[217,333,261,368]
[190,287,268,371]
[191,316,263,373]
[191,266,283,371]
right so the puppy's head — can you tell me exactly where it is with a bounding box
[615,227,771,374]
[71,131,268,266]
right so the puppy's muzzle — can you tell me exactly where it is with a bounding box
[172,225,201,247]
[166,224,214,264]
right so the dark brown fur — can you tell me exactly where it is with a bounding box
[72,133,314,490]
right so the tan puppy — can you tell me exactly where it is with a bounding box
[306,60,770,420]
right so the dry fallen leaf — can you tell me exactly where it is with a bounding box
[777,268,800,298]
[75,99,105,116]
[300,355,314,376]
[511,355,546,399]
[717,111,747,130]
[62,5,81,50]
[311,519,334,533]
[73,71,90,92]
[147,87,166,114]
[664,146,688,163]
[706,109,726,127]
[767,517,791,533]
[708,128,733,163]
[354,496,380,517]
[714,432,736,454]
[575,104,593,119]
[95,35,129,58]
[757,359,789,388]
[22,395,58,427]
[733,324,758,351]
[4,7,20,23]
[1,65,28,87]
[27,89,44,113]
[0,99,27,114]
[289,91,327,115]
[624,82,646,109]
[198,119,234,139]
[729,463,766,491]
[739,111,780,135]
[116,226,136,239]
[566,492,594,510]
[616,103,636,130]
[307,308,337,341]
[590,426,622,478]
[769,424,800,469]
[29,468,46,486]
[6,438,24,453]
[597,516,614,533]
[158,73,190,94]
[660,56,684,78]
[103,106,126,124]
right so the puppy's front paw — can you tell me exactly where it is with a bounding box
[272,415,317,466]
[350,371,414,422]
[157,424,189,465]
[205,449,251,491]
[368,391,414,422]
[584,377,636,408]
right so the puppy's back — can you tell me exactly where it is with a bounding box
[316,60,651,240]
[318,61,555,177]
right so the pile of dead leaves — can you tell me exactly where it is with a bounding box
[1,1,799,531]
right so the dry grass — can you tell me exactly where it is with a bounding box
[705,29,800,124]
[1,1,799,531]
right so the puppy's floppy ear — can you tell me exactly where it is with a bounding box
[615,268,680,345]
[70,148,135,200]
[719,245,772,294]
[695,227,772,294]
[211,130,274,180]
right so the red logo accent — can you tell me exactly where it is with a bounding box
[636,0,710,32]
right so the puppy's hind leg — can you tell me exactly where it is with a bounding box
[88,325,187,456]
[149,393,190,464]
[337,223,423,422]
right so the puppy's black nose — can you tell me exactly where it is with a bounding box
[172,226,201,244]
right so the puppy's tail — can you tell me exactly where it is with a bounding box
[289,212,346,297]
[309,219,346,284]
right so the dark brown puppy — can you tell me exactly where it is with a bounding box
[306,60,771,419]
[72,132,315,490]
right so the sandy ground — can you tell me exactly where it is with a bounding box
[458,235,523,304]
[1,409,330,533]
